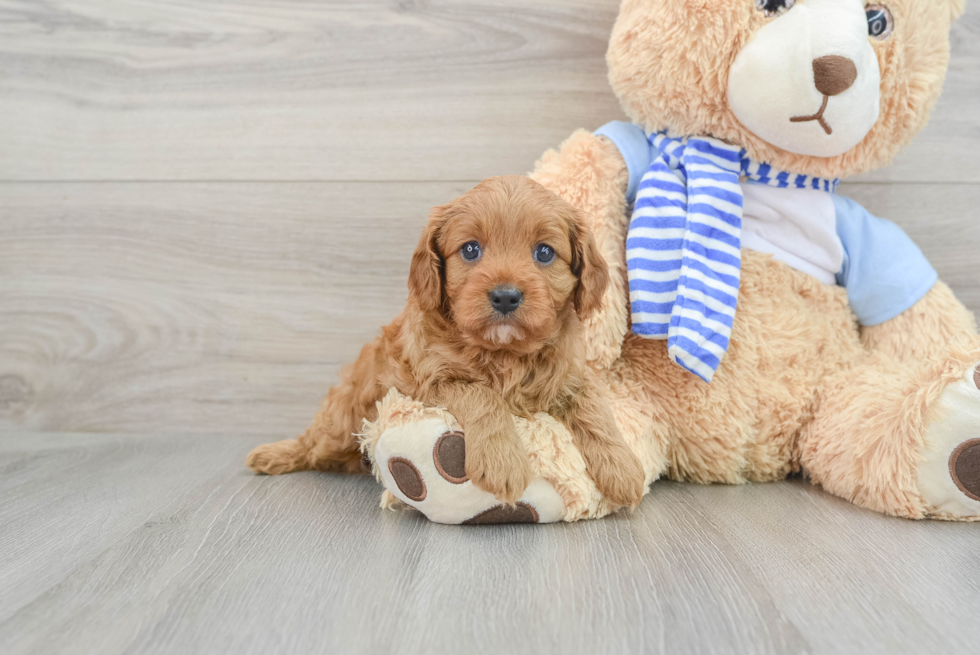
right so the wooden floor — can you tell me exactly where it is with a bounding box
[3,433,980,655]
[2,2,980,653]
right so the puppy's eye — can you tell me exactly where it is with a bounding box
[866,5,894,40]
[460,241,482,262]
[533,243,556,265]
[755,0,795,16]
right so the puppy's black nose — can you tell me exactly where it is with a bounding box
[489,285,523,315]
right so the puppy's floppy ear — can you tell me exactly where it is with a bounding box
[567,208,609,320]
[408,205,448,312]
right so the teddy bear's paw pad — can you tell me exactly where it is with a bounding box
[463,502,539,525]
[918,366,980,518]
[373,417,566,525]
[949,439,980,502]
[433,432,468,484]
[387,457,427,501]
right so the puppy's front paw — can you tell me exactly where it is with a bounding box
[586,443,645,509]
[466,437,533,505]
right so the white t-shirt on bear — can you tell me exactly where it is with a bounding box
[740,183,844,285]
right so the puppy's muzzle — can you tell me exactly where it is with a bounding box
[489,285,523,316]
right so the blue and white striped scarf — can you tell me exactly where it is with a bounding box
[627,132,839,383]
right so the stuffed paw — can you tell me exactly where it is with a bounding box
[360,389,632,524]
[917,364,980,520]
[373,421,564,525]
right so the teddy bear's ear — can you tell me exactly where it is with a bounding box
[949,0,967,20]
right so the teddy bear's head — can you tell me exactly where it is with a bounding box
[607,0,966,178]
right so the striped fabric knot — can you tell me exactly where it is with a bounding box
[627,132,839,383]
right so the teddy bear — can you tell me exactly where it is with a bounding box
[353,0,980,524]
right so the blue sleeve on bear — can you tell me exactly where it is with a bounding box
[594,124,935,326]
[594,121,657,205]
[833,194,938,326]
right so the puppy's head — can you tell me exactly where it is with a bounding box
[408,176,608,352]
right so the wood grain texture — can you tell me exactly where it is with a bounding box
[0,0,977,183]
[2,182,978,437]
[0,0,624,182]
[2,432,979,655]
[2,1,980,653]
[0,181,461,435]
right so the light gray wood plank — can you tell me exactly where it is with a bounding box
[0,181,468,436]
[0,433,248,624]
[2,432,979,655]
[2,181,979,437]
[0,1,977,183]
[689,484,980,653]
[0,0,625,182]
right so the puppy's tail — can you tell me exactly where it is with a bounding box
[246,438,312,475]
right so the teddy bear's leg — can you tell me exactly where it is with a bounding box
[915,358,980,519]
[360,391,572,525]
[361,388,669,524]
[529,131,631,369]
[798,343,980,520]
[859,282,977,364]
[372,417,567,525]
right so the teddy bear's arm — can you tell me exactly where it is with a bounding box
[832,195,978,362]
[529,131,631,368]
[860,281,978,363]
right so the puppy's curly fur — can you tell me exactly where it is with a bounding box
[247,176,645,507]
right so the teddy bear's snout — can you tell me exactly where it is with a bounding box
[725,0,881,158]
[812,55,858,97]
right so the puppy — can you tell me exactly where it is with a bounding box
[247,176,645,508]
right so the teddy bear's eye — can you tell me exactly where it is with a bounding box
[755,0,795,17]
[866,5,894,40]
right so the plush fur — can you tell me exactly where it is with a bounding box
[253,0,980,523]
[247,176,645,508]
[528,120,980,520]
[362,128,980,523]
[607,0,962,178]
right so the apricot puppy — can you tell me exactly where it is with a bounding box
[247,176,645,508]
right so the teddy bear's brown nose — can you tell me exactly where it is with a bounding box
[812,55,858,96]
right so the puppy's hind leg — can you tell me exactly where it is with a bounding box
[246,337,387,476]
[246,438,312,475]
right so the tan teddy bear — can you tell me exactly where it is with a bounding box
[255,0,980,524]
